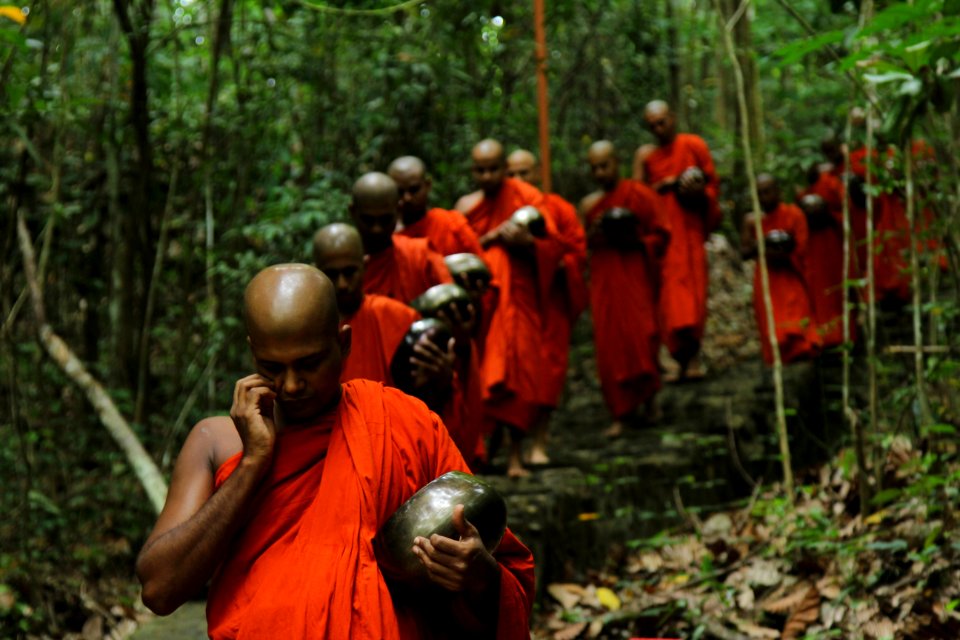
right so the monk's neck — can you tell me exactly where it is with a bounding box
[658,133,677,147]
[401,208,428,228]
[482,182,504,200]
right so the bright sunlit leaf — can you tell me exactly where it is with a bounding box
[0,5,26,25]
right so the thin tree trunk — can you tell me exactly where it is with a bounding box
[904,145,933,428]
[864,108,879,503]
[715,0,794,497]
[16,212,167,514]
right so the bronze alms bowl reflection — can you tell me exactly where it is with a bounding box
[510,206,547,238]
[444,253,492,289]
[764,229,795,254]
[375,471,507,585]
[601,206,638,239]
[799,194,830,228]
[410,284,472,319]
[389,318,453,392]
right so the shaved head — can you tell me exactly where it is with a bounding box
[313,223,364,264]
[756,173,780,212]
[312,223,365,315]
[472,139,504,164]
[352,172,399,210]
[388,156,426,180]
[388,156,432,223]
[471,138,507,196]
[506,149,538,185]
[243,263,348,422]
[350,172,399,254]
[244,263,339,345]
[587,140,620,190]
[644,100,676,145]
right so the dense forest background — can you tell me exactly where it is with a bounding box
[1,0,958,636]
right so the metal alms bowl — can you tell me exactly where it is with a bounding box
[375,471,507,585]
[601,206,638,237]
[799,194,829,226]
[443,253,491,288]
[389,317,454,391]
[510,205,547,238]
[410,283,472,319]
[764,228,795,253]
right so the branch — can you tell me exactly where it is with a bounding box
[16,211,167,514]
[296,0,422,16]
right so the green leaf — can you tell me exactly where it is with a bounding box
[927,423,957,435]
[866,539,909,552]
[871,488,902,506]
[773,30,846,68]
[864,71,915,84]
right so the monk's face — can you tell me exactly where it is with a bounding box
[249,323,348,424]
[757,178,780,213]
[588,152,619,189]
[506,156,536,184]
[471,154,506,196]
[391,170,431,219]
[645,109,676,144]
[315,248,365,316]
[351,200,398,255]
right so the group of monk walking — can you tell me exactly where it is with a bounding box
[134,98,940,638]
[308,99,723,479]
[742,116,942,368]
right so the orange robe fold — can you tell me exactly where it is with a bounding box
[440,341,486,467]
[340,294,420,386]
[587,179,669,418]
[540,193,588,407]
[207,380,535,640]
[753,204,821,365]
[641,133,720,355]
[464,177,564,430]
[398,207,485,257]
[363,234,453,304]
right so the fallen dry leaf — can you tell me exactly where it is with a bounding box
[548,584,584,610]
[781,584,821,640]
[552,621,587,640]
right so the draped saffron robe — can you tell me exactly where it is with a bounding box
[540,193,588,408]
[803,174,857,348]
[641,133,721,355]
[752,203,821,365]
[340,294,420,387]
[398,207,486,257]
[207,380,535,640]
[463,177,563,430]
[586,179,670,418]
[363,235,453,304]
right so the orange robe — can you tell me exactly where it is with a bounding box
[803,174,857,348]
[207,380,535,640]
[753,204,821,365]
[464,177,563,430]
[363,234,453,304]
[340,294,420,386]
[398,207,485,257]
[641,133,721,355]
[540,193,588,408]
[586,179,669,418]
[440,341,486,467]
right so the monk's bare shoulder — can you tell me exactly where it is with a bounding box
[578,190,604,218]
[632,143,657,181]
[454,191,483,214]
[186,415,242,473]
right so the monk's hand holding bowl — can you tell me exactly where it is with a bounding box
[412,504,500,594]
[229,374,278,470]
[410,335,455,392]
[497,219,535,251]
[677,166,706,196]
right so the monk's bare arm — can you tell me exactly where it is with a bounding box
[632,144,656,182]
[137,376,276,615]
[454,191,482,214]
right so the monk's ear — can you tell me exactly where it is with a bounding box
[339,324,352,359]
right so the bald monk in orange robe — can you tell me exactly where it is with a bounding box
[742,175,820,365]
[635,100,721,379]
[797,192,851,349]
[506,147,587,462]
[581,141,670,437]
[313,223,420,386]
[350,172,453,303]
[455,139,563,478]
[136,264,535,639]
[388,156,485,257]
